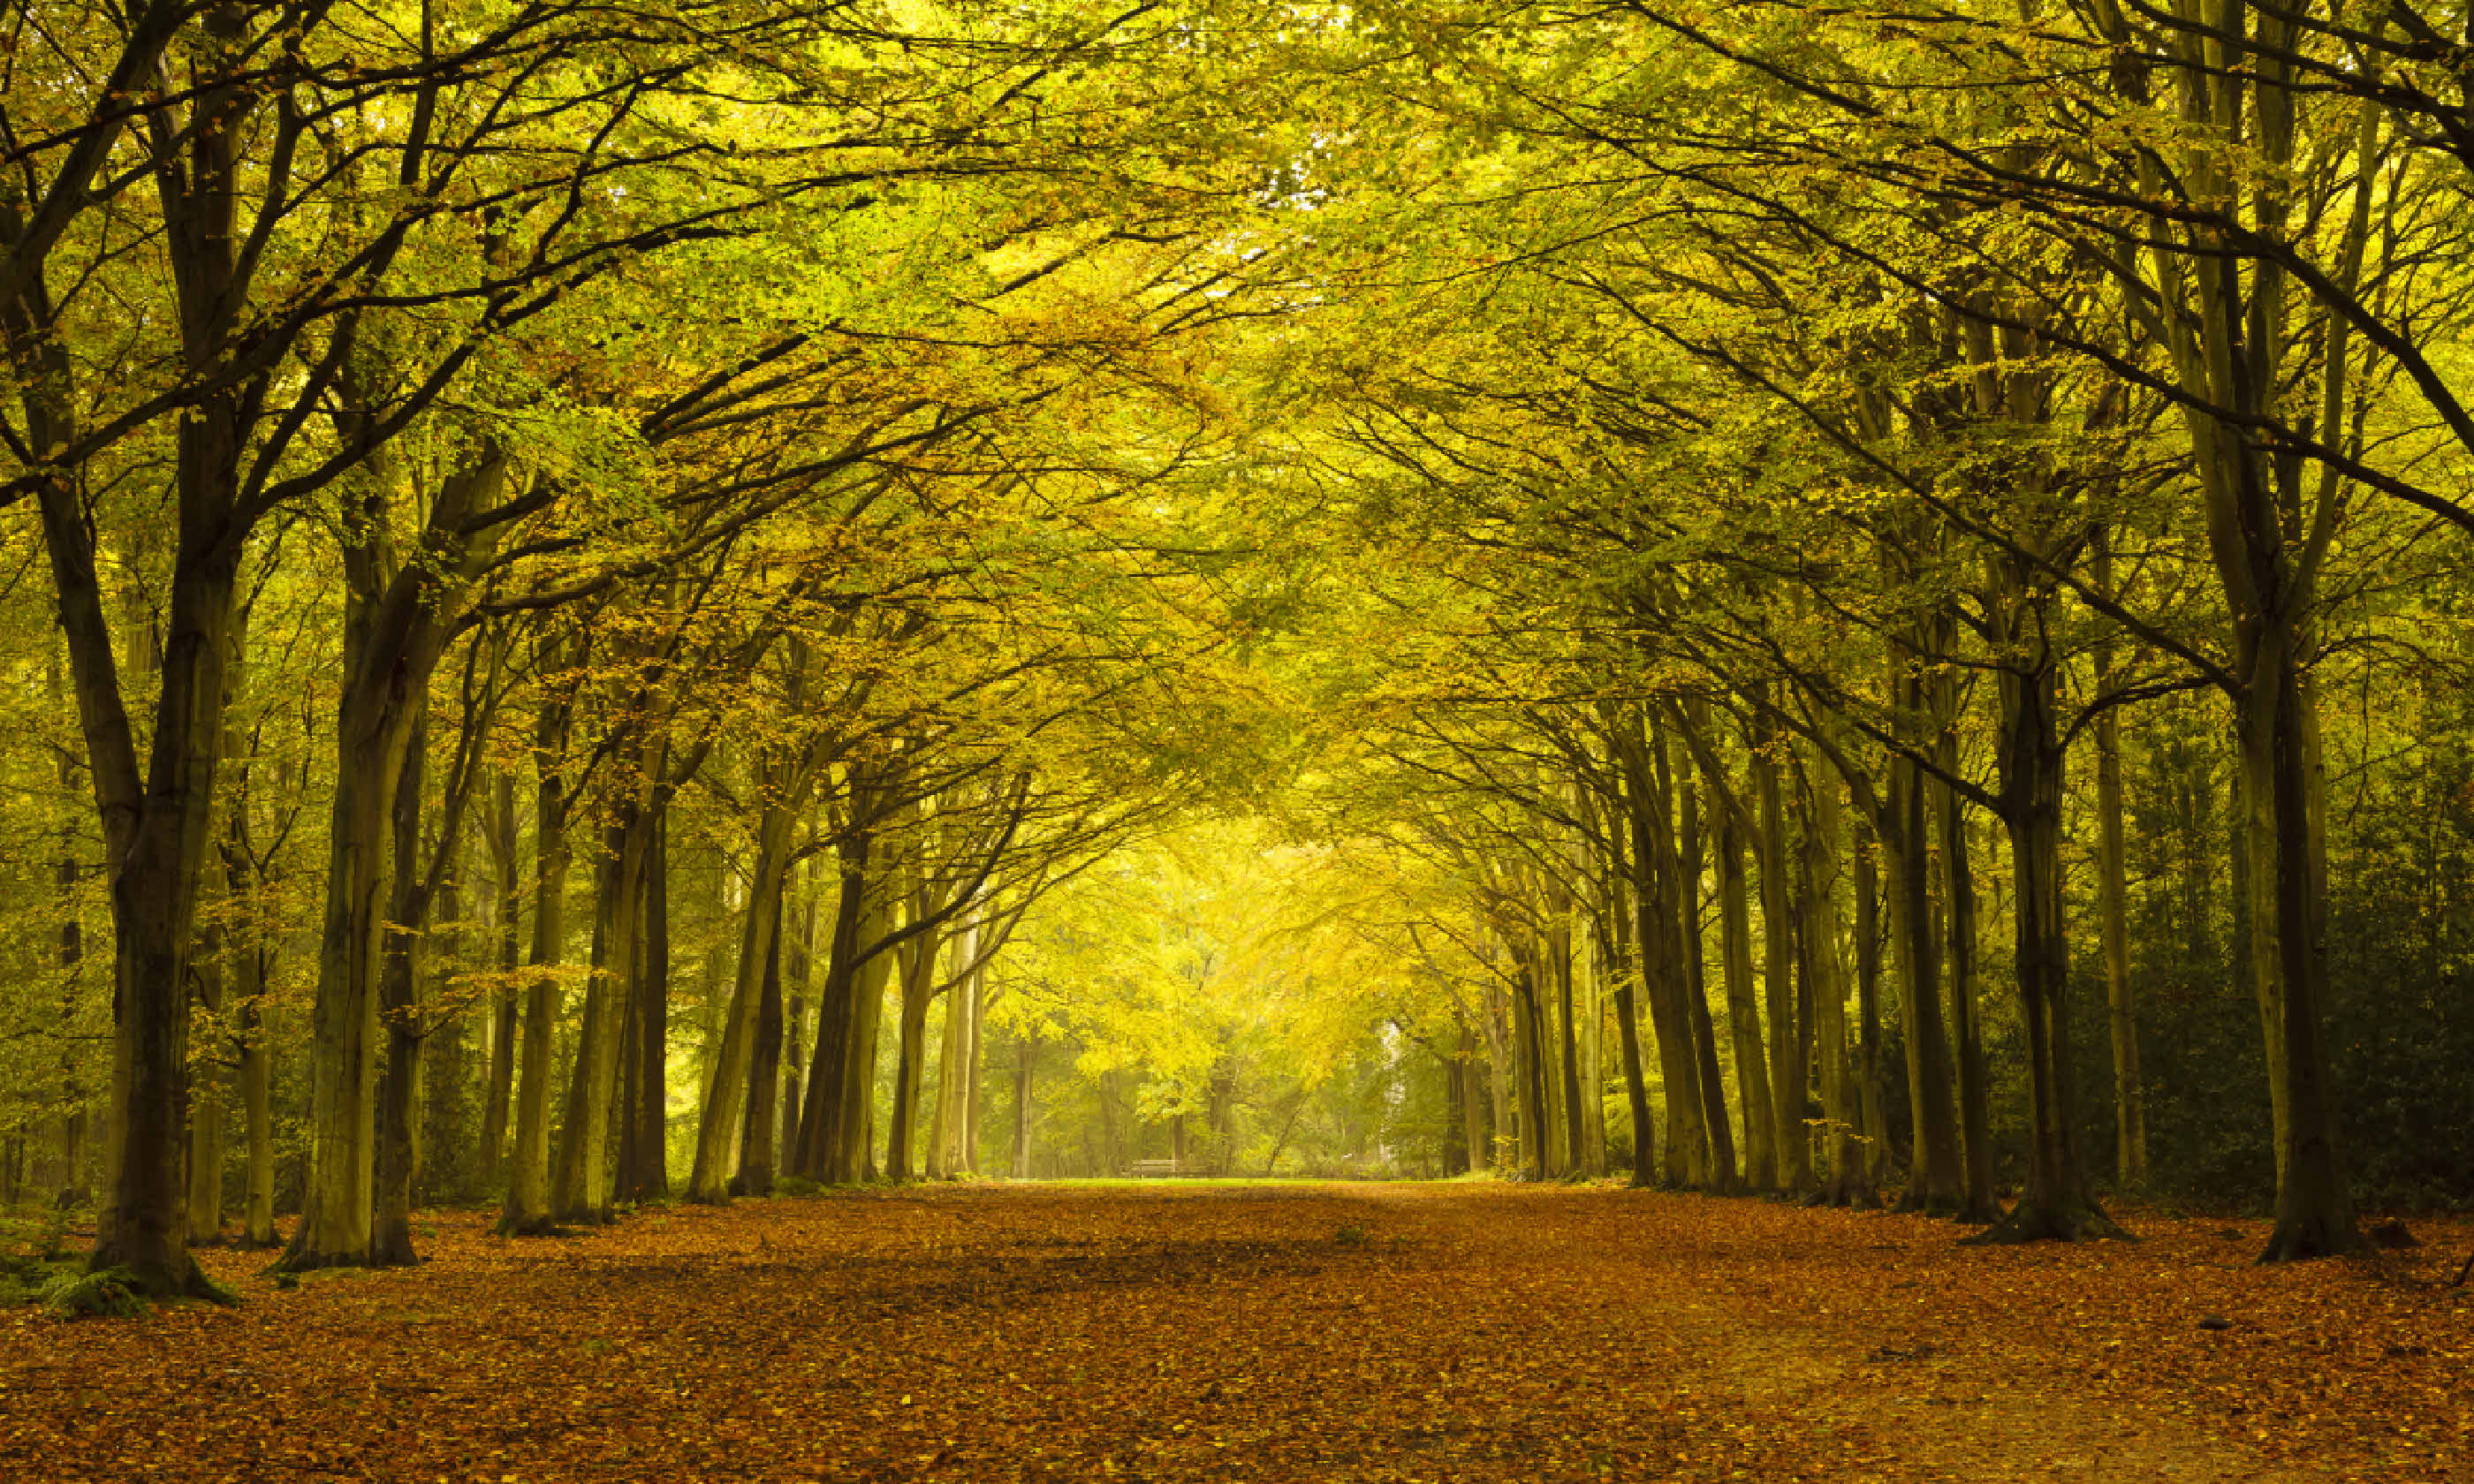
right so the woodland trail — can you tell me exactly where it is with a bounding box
[2,1185,2469,1483]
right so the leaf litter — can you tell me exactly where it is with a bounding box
[2,1185,2466,1482]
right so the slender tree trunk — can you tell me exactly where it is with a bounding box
[962,963,987,1174]
[831,899,895,1185]
[1853,819,1888,1204]
[1887,747,1964,1211]
[553,786,648,1225]
[1805,746,1861,1208]
[1509,947,1549,1180]
[1939,742,1998,1223]
[235,953,275,1248]
[1599,872,1657,1187]
[1551,905,1585,1178]
[735,897,787,1196]
[1717,800,1777,1189]
[779,855,813,1183]
[2094,560,2146,1190]
[688,801,800,1202]
[2253,629,2356,1259]
[423,851,470,1203]
[1754,731,1808,1193]
[1012,1035,1036,1178]
[623,811,671,1202]
[371,709,429,1266]
[792,818,869,1181]
[499,688,574,1237]
[480,773,520,1185]
[1969,636,2123,1245]
[885,898,944,1183]
[1675,740,1735,1192]
[1481,965,1512,1173]
[929,919,980,1178]
[185,868,228,1246]
[1622,723,1716,1185]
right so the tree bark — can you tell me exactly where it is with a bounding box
[689,797,801,1202]
[1938,718,1999,1223]
[370,708,429,1267]
[735,895,787,1196]
[1012,1035,1036,1178]
[1852,819,1889,1203]
[1887,744,1965,1212]
[1674,738,1736,1192]
[1966,623,2124,1245]
[1754,724,1810,1194]
[479,773,521,1185]
[618,809,672,1204]
[2094,530,2146,1189]
[499,681,574,1237]
[1716,795,1777,1189]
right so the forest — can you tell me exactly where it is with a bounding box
[4,0,2474,1476]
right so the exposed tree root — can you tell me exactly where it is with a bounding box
[2258,1214,2360,1263]
[492,1214,571,1239]
[263,1242,373,1277]
[1957,1197,2134,1246]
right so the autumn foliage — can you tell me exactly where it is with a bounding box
[5,1185,2470,1483]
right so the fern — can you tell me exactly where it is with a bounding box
[39,1266,147,1320]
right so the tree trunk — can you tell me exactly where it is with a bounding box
[184,899,228,1246]
[688,799,800,1203]
[498,686,573,1237]
[1887,746,1964,1211]
[2094,544,2146,1190]
[1508,945,1550,1180]
[370,709,429,1267]
[778,855,813,1185]
[1939,738,1998,1223]
[553,786,649,1226]
[1716,799,1777,1189]
[52,8,255,1299]
[735,894,788,1196]
[1599,878,1657,1186]
[1804,745,1862,1208]
[282,440,510,1274]
[1852,819,1889,1203]
[1012,1036,1036,1178]
[1481,965,1512,1173]
[962,963,987,1174]
[1968,635,2123,1245]
[830,900,895,1185]
[1620,722,1713,1186]
[236,964,276,1249]
[1754,730,1809,1194]
[1674,738,1736,1192]
[885,899,944,1183]
[619,810,671,1203]
[2252,628,2356,1260]
[479,772,520,1186]
[929,919,980,1178]
[791,818,869,1181]
[422,852,470,1204]
[1551,906,1586,1178]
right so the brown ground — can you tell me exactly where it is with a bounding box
[3,1184,2470,1482]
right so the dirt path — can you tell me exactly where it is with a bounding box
[2,1185,2463,1482]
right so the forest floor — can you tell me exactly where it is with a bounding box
[3,1183,2470,1483]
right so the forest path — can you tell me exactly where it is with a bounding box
[2,1184,2465,1482]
